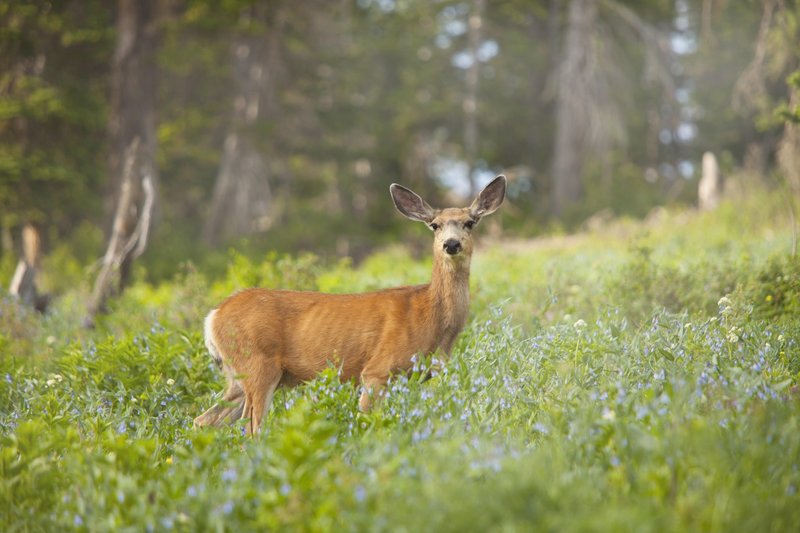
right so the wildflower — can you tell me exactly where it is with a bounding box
[222,501,234,515]
[222,468,237,482]
[573,319,587,330]
[532,422,549,435]
[602,408,616,421]
[727,330,739,343]
[354,485,367,502]
[166,378,175,386]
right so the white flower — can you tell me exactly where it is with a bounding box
[166,378,175,386]
[573,319,587,329]
[718,296,732,307]
[602,408,616,421]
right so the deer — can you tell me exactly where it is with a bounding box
[193,175,506,435]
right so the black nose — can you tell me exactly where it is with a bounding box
[443,239,462,255]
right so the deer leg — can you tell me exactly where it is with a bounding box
[241,358,282,436]
[359,366,390,412]
[193,380,245,428]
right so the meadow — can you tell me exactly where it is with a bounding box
[2,189,799,532]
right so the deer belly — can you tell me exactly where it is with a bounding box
[281,326,375,382]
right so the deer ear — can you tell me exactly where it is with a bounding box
[390,184,435,223]
[469,175,506,219]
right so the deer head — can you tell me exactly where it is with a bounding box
[390,175,506,265]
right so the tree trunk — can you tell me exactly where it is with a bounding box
[203,6,286,246]
[85,0,161,326]
[463,0,485,199]
[551,0,598,218]
[778,87,800,196]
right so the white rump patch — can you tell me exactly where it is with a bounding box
[204,309,222,366]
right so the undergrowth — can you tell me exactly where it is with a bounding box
[1,192,799,531]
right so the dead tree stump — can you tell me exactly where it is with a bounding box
[699,151,722,211]
[8,224,48,312]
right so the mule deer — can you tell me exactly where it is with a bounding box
[193,175,506,434]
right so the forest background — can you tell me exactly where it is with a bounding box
[2,0,799,292]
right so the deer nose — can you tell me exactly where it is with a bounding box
[443,239,462,255]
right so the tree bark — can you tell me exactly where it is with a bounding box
[203,6,286,246]
[551,0,598,218]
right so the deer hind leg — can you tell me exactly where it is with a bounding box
[193,362,247,428]
[193,378,245,428]
[241,357,283,436]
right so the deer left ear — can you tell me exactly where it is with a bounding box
[469,175,506,219]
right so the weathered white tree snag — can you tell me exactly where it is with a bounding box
[8,223,48,312]
[698,151,722,212]
[84,139,155,328]
[84,0,161,328]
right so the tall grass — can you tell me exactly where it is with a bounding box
[2,190,799,531]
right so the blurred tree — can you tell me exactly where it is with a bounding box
[0,1,110,259]
[550,0,677,218]
[3,0,799,288]
[85,0,164,324]
[202,3,285,246]
[551,0,599,217]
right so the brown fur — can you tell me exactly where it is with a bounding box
[193,176,506,434]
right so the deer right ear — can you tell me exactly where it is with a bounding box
[390,184,435,223]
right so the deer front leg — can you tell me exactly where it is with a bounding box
[359,367,389,412]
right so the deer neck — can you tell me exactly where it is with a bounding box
[429,252,471,334]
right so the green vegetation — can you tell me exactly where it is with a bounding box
[2,188,799,531]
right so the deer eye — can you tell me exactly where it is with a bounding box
[464,220,476,230]
[429,223,440,231]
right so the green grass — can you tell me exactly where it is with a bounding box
[2,190,800,531]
